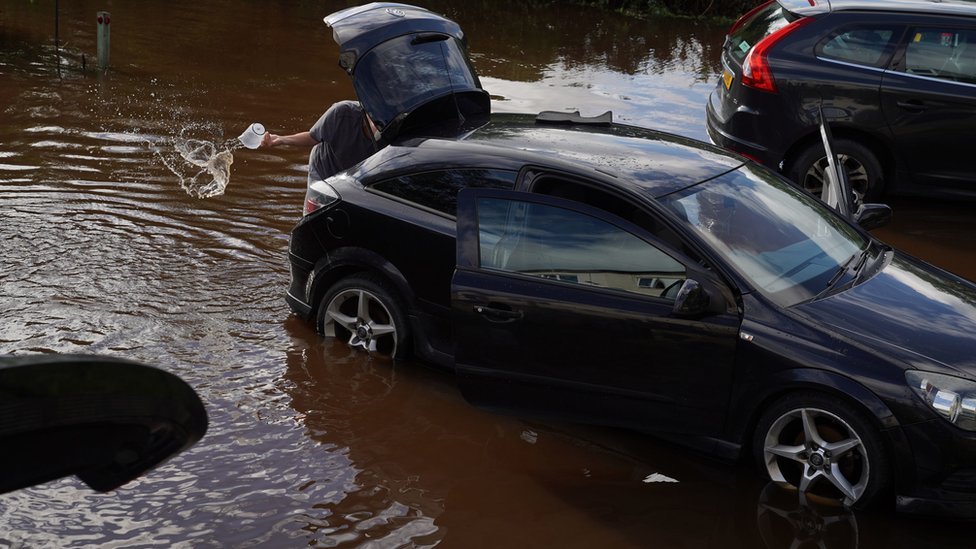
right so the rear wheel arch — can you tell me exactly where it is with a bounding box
[781,127,894,201]
[309,247,417,322]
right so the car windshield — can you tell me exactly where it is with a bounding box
[727,2,799,64]
[660,165,867,306]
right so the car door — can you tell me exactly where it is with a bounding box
[451,188,742,436]
[881,23,976,190]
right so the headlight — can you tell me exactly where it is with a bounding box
[303,176,343,216]
[906,371,976,431]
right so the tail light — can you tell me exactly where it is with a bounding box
[741,16,813,93]
[303,177,341,216]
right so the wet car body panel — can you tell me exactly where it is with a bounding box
[452,189,742,437]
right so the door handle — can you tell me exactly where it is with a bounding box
[896,99,927,113]
[473,304,524,322]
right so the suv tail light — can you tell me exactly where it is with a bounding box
[741,15,813,93]
[304,178,341,216]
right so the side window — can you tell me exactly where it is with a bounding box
[371,169,516,216]
[818,26,896,67]
[476,197,686,299]
[901,28,976,84]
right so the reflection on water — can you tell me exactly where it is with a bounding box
[1,0,975,546]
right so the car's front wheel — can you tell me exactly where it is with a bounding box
[786,139,884,204]
[753,392,890,509]
[317,274,410,360]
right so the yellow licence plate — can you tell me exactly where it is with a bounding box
[723,69,734,89]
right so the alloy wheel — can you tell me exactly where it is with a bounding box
[802,154,869,205]
[323,287,399,358]
[762,406,869,507]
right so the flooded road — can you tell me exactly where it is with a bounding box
[1,1,974,547]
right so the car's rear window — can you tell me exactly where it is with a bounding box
[727,2,801,64]
[370,169,516,216]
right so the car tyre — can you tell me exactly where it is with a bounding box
[785,139,884,204]
[317,274,410,360]
[753,392,890,510]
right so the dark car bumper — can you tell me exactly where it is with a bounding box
[286,251,314,320]
[705,89,782,168]
[895,419,976,519]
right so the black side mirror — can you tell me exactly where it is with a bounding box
[672,279,720,317]
[854,203,892,231]
[0,354,208,495]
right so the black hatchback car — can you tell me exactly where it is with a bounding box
[707,0,976,200]
[288,3,976,517]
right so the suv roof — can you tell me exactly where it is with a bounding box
[781,0,976,17]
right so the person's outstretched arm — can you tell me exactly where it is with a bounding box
[260,131,318,148]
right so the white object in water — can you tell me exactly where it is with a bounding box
[238,122,266,149]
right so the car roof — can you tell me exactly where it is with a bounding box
[780,0,976,17]
[356,113,747,199]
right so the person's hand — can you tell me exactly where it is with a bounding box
[260,132,279,148]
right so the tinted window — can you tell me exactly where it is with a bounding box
[477,198,686,299]
[819,27,896,66]
[902,28,976,84]
[727,3,799,63]
[371,170,516,216]
[353,35,480,130]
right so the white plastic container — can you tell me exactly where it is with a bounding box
[237,122,266,149]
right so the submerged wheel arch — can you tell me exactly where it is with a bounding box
[308,246,417,322]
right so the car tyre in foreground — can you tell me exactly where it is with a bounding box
[754,392,890,510]
[786,139,883,204]
[317,274,410,360]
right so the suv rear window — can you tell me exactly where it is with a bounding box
[818,27,897,67]
[727,2,802,63]
[371,169,516,216]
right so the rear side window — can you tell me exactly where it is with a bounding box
[818,27,897,67]
[901,28,976,84]
[727,2,800,63]
[371,169,516,216]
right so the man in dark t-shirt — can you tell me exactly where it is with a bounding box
[259,100,379,180]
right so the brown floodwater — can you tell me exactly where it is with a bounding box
[1,1,974,547]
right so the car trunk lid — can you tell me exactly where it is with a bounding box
[324,3,490,142]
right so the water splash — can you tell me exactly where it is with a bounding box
[153,127,243,199]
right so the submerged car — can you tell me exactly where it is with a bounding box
[707,0,976,200]
[287,3,976,517]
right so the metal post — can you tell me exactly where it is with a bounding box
[55,0,60,76]
[96,11,111,71]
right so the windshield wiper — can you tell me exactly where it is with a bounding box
[817,246,870,299]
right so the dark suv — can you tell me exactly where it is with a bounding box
[707,0,976,200]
